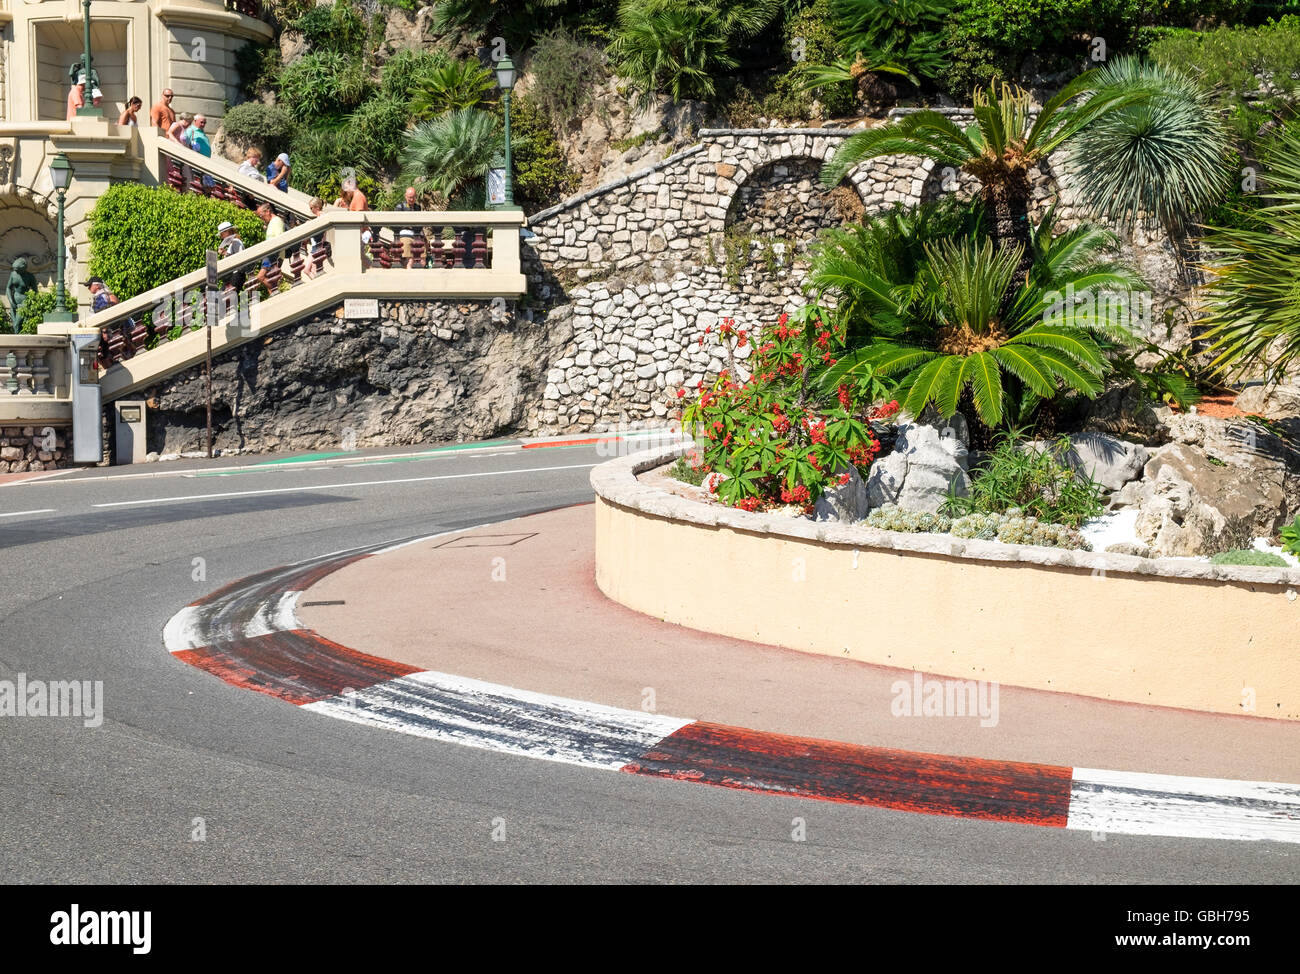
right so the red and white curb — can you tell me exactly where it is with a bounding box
[163,529,1300,844]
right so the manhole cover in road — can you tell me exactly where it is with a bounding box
[433,533,538,549]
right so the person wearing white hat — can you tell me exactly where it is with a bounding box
[266,152,291,192]
[217,221,246,293]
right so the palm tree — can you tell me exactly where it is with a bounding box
[816,213,1146,427]
[819,71,1151,271]
[408,60,497,122]
[1198,123,1300,383]
[399,108,505,207]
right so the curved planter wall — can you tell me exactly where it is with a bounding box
[592,447,1300,721]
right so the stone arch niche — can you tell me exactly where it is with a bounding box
[0,193,60,285]
[724,156,864,240]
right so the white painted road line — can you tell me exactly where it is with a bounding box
[92,463,599,509]
[0,508,56,518]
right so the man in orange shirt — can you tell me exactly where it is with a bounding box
[148,89,175,131]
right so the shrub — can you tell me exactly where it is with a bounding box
[0,287,59,334]
[291,0,368,57]
[86,184,264,300]
[509,96,580,211]
[219,102,296,158]
[681,308,898,511]
[832,0,952,86]
[340,94,411,172]
[1210,549,1290,566]
[276,51,372,122]
[379,49,448,103]
[944,433,1106,527]
[399,108,504,207]
[529,28,610,129]
[670,453,706,485]
[234,41,281,99]
[1148,19,1300,105]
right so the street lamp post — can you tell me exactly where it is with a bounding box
[75,0,101,118]
[493,57,520,211]
[43,154,77,324]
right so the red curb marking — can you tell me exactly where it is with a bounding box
[623,721,1074,826]
[521,437,619,449]
[176,629,421,705]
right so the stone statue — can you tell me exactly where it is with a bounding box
[7,258,36,334]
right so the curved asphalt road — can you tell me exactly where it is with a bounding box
[1,443,1296,883]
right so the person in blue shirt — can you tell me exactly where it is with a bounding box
[265,153,291,192]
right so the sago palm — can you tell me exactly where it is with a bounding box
[408,60,497,121]
[819,71,1150,269]
[1198,123,1300,383]
[818,221,1145,427]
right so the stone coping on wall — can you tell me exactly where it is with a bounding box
[590,443,1300,590]
[528,144,706,224]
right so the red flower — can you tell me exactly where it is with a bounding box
[676,388,686,398]
[778,313,789,326]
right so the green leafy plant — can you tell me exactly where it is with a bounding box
[1210,549,1290,566]
[340,94,412,172]
[1281,514,1300,556]
[866,504,1090,548]
[234,41,281,98]
[1147,19,1300,108]
[291,0,368,57]
[507,96,580,211]
[0,287,58,334]
[407,59,497,121]
[379,49,449,103]
[218,102,296,159]
[1199,122,1300,382]
[829,0,952,86]
[818,218,1145,428]
[608,0,780,106]
[669,452,706,485]
[86,184,264,300]
[681,310,897,510]
[399,108,506,207]
[944,431,1106,527]
[276,51,372,122]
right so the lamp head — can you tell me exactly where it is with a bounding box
[494,57,517,92]
[49,153,73,192]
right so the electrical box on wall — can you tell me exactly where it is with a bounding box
[112,400,147,465]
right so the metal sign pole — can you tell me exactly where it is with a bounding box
[205,249,218,459]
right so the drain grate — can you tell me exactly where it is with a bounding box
[432,532,538,549]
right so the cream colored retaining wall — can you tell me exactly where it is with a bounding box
[592,447,1300,721]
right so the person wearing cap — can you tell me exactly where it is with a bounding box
[87,277,119,314]
[66,76,86,121]
[217,221,247,293]
[253,203,286,292]
[266,153,291,192]
[150,89,175,131]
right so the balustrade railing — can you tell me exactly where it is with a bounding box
[225,0,263,19]
[1,347,53,397]
[85,211,525,371]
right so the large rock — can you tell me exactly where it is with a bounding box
[866,413,971,515]
[1112,442,1288,557]
[813,464,869,523]
[1234,383,1300,420]
[1074,381,1166,444]
[1059,432,1148,491]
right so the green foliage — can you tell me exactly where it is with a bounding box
[608,0,781,105]
[1210,548,1290,566]
[432,0,622,47]
[86,184,264,301]
[830,0,952,86]
[1199,122,1300,382]
[1066,57,1232,236]
[219,102,296,158]
[341,94,412,172]
[940,0,1142,94]
[276,51,372,122]
[291,0,368,57]
[1147,19,1300,106]
[776,0,854,117]
[508,96,580,211]
[528,28,610,128]
[815,211,1147,428]
[944,433,1106,527]
[408,59,497,121]
[234,41,281,99]
[0,287,58,334]
[399,108,505,207]
[1281,514,1300,555]
[669,453,705,485]
[379,49,448,103]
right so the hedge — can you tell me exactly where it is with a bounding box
[86,184,265,301]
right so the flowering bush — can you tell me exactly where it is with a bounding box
[678,308,898,512]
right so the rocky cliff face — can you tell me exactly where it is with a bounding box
[137,300,570,455]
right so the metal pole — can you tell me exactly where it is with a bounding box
[54,188,67,314]
[205,287,213,458]
[502,89,514,207]
[81,0,93,90]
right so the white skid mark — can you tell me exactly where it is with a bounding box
[162,605,206,653]
[1068,767,1300,843]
